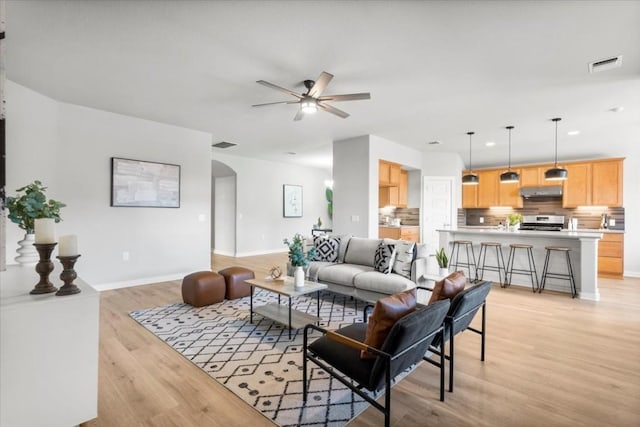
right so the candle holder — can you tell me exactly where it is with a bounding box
[31,243,58,295]
[56,254,82,296]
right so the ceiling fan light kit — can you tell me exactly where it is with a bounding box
[500,125,520,183]
[462,131,479,186]
[545,117,568,181]
[253,71,370,121]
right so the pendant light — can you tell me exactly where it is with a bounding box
[500,125,519,183]
[462,131,479,185]
[545,117,568,181]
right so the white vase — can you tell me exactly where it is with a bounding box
[15,233,39,266]
[439,267,449,277]
[294,266,305,289]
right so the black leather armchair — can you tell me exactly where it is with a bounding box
[302,299,450,427]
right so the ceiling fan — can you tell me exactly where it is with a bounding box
[252,71,371,121]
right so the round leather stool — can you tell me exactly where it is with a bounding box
[449,240,477,280]
[218,266,255,299]
[505,244,539,292]
[181,271,226,307]
[540,246,577,298]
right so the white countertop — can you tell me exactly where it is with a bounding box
[437,228,603,239]
[457,225,624,234]
[379,225,420,228]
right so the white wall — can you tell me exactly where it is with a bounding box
[407,170,421,208]
[5,81,212,287]
[214,175,236,256]
[332,135,370,237]
[212,152,331,256]
[623,150,639,276]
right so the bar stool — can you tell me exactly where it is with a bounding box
[540,246,577,298]
[476,242,507,286]
[448,240,477,280]
[505,244,539,292]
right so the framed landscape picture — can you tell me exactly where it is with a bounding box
[283,184,302,217]
[111,157,180,208]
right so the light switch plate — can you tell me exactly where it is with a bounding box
[609,218,616,227]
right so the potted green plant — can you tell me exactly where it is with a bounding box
[435,248,449,276]
[283,233,317,288]
[5,180,66,265]
[507,213,523,230]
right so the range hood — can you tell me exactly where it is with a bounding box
[519,185,563,198]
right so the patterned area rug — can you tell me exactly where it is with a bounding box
[130,290,379,427]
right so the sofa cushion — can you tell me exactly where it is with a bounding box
[353,271,416,295]
[374,243,396,274]
[343,237,381,267]
[428,271,466,304]
[361,289,417,359]
[317,264,374,287]
[312,235,340,262]
[305,261,337,282]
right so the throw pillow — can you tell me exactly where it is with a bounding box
[361,289,417,359]
[312,235,340,262]
[428,271,467,304]
[374,243,396,274]
[391,240,415,279]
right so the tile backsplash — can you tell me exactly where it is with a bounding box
[379,207,420,226]
[460,200,624,230]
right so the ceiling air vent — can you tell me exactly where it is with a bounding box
[212,141,237,149]
[588,55,623,73]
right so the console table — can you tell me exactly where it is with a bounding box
[0,265,100,426]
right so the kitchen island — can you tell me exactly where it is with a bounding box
[437,228,603,300]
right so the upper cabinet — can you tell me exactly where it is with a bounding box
[462,158,624,209]
[379,160,401,187]
[592,159,623,207]
[562,158,624,208]
[398,170,408,208]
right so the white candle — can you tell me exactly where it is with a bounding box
[34,218,56,243]
[59,235,79,257]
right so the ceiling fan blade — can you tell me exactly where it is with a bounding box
[293,109,305,121]
[318,93,371,102]
[307,72,334,98]
[318,102,350,119]
[252,100,299,107]
[256,80,303,99]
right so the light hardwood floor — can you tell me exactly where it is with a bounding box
[88,253,640,426]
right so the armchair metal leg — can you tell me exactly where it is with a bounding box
[303,330,309,401]
[384,358,391,427]
[481,303,486,361]
[439,331,445,402]
[449,322,455,392]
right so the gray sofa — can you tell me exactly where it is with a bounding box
[296,236,430,302]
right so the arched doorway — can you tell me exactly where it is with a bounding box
[211,160,237,256]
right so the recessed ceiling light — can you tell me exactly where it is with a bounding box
[609,106,624,113]
[428,140,441,145]
[485,141,496,147]
[567,130,580,136]
[286,151,296,155]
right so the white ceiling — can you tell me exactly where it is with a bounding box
[6,1,640,170]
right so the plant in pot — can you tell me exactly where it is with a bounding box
[507,213,523,231]
[435,248,449,276]
[5,180,66,266]
[283,233,317,288]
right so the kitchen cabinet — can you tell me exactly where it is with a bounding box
[379,160,401,186]
[398,170,408,208]
[592,159,623,207]
[379,226,420,243]
[520,165,557,187]
[498,168,523,208]
[562,162,591,207]
[598,233,624,278]
[477,169,500,207]
[379,186,399,208]
[461,172,478,208]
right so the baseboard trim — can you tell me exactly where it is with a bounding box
[623,270,640,278]
[213,248,287,258]
[93,271,196,291]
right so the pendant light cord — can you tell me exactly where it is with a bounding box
[507,126,513,171]
[554,119,558,166]
[467,131,474,171]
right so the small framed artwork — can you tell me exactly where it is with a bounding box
[111,157,180,208]
[283,184,303,217]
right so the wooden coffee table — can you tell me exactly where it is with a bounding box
[245,277,328,338]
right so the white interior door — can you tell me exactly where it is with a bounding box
[422,176,454,256]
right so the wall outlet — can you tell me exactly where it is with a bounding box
[609,218,616,227]
[479,217,484,224]
[198,214,206,222]
[351,215,360,222]
[122,251,130,261]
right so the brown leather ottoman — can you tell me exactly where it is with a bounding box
[181,271,226,307]
[218,267,255,299]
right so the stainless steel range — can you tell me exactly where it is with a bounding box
[519,215,565,231]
